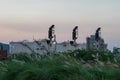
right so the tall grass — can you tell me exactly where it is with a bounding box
[0,50,120,80]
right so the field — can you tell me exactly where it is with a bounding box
[0,50,120,80]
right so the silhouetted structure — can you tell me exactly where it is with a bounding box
[70,26,78,46]
[72,26,78,41]
[48,25,55,41]
[87,28,107,51]
[10,25,87,54]
[95,27,101,41]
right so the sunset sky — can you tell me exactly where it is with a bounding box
[0,0,120,50]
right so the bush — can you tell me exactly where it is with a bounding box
[0,50,120,80]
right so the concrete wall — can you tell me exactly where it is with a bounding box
[10,39,86,55]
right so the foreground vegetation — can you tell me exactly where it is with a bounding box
[0,50,120,80]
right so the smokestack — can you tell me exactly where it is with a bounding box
[72,26,78,41]
[95,27,101,41]
[48,25,55,41]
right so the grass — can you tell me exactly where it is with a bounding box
[0,50,120,80]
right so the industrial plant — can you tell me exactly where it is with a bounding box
[0,25,110,59]
[86,27,107,51]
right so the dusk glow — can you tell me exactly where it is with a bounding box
[0,0,120,50]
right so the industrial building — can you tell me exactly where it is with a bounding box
[86,28,107,51]
[10,25,86,54]
[0,26,108,55]
[0,43,9,59]
[10,40,86,54]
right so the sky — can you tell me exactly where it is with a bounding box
[0,0,120,50]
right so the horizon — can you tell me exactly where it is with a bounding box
[0,0,120,50]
